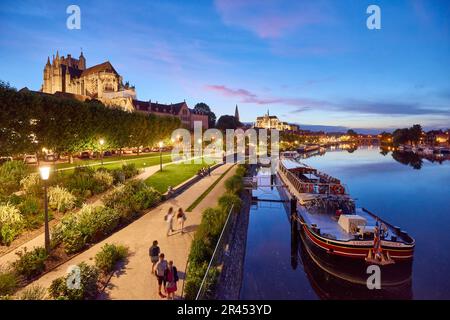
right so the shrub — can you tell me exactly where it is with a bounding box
[66,166,107,197]
[48,186,76,212]
[18,196,40,216]
[235,165,247,177]
[188,236,214,266]
[94,243,129,273]
[184,262,207,300]
[52,204,121,254]
[19,197,45,230]
[13,247,48,279]
[48,262,99,300]
[224,175,243,194]
[19,284,47,300]
[111,169,126,184]
[218,193,242,213]
[200,207,227,239]
[0,160,28,196]
[185,170,244,299]
[0,202,24,246]
[0,269,17,297]
[20,173,41,195]
[104,180,161,221]
[93,170,113,188]
[121,163,139,179]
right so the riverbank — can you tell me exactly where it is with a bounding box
[214,165,256,299]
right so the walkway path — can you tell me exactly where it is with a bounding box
[18,163,236,299]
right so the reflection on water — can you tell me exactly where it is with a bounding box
[292,218,413,300]
[240,146,450,300]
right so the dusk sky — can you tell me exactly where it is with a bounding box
[1,0,449,132]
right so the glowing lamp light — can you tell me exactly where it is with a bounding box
[39,166,50,181]
[99,138,105,146]
[159,141,164,148]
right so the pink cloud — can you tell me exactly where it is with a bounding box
[214,0,329,39]
[204,84,329,110]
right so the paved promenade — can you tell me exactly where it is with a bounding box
[17,163,236,300]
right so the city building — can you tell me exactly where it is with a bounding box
[133,100,209,130]
[39,51,208,128]
[254,110,299,132]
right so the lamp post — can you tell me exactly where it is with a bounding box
[159,141,163,171]
[39,166,51,254]
[99,138,105,166]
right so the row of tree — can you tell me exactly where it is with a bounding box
[0,82,180,160]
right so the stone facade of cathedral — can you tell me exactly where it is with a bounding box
[40,51,209,128]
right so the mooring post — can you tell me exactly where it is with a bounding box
[290,196,297,216]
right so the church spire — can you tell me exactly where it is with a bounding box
[46,56,51,66]
[234,104,240,122]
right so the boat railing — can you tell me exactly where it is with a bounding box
[279,162,348,195]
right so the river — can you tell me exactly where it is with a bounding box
[240,146,450,300]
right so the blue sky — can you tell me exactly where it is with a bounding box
[1,0,449,132]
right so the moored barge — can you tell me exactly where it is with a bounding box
[277,158,415,266]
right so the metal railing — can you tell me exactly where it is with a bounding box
[195,204,235,300]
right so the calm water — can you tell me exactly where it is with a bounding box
[240,146,450,300]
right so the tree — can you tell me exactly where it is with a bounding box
[194,102,216,128]
[346,129,358,137]
[216,115,241,130]
[0,84,181,159]
[409,124,422,145]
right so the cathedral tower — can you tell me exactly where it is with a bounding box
[235,104,240,122]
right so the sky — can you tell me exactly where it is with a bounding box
[0,0,449,133]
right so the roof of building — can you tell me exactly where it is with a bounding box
[132,100,209,116]
[256,115,278,120]
[80,61,118,77]
[132,100,187,115]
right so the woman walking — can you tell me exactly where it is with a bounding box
[164,260,179,300]
[165,207,174,236]
[177,208,187,233]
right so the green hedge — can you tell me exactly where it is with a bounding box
[184,164,247,300]
[95,243,129,274]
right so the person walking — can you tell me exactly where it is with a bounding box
[149,240,160,273]
[155,253,168,298]
[207,166,211,176]
[177,208,187,233]
[164,260,179,300]
[165,207,174,236]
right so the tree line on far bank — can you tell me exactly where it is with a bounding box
[0,81,180,161]
[391,124,423,146]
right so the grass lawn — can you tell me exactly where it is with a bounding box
[145,159,214,193]
[186,164,234,212]
[52,152,172,173]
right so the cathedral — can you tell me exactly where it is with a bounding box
[41,51,136,111]
[40,51,209,128]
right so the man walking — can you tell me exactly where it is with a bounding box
[155,253,168,298]
[149,240,160,273]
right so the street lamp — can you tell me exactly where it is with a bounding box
[39,166,51,254]
[159,141,164,171]
[99,138,105,166]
